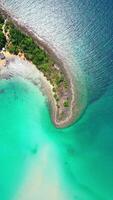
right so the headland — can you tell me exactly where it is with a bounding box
[0,10,83,128]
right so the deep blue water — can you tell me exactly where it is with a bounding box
[1,0,113,103]
[0,0,113,199]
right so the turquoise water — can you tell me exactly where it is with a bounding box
[0,0,113,199]
[0,78,52,200]
[0,78,113,200]
[1,0,113,103]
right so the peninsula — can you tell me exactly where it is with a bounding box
[0,12,77,128]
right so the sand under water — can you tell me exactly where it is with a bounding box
[0,74,113,200]
[0,0,113,199]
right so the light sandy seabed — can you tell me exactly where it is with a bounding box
[0,52,55,116]
[0,51,82,128]
[0,7,88,128]
[13,143,72,200]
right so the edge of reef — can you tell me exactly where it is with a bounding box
[0,7,87,128]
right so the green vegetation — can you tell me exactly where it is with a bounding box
[55,74,64,85]
[5,21,70,95]
[63,100,69,107]
[0,32,6,49]
[5,22,54,68]
[0,14,6,49]
[0,14,4,24]
[0,14,72,124]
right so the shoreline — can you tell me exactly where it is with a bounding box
[0,7,86,128]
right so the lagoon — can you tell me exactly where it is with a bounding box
[0,78,113,199]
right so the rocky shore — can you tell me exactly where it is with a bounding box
[0,8,86,128]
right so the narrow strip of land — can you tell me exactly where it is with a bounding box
[0,12,76,128]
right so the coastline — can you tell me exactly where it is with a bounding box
[0,7,87,128]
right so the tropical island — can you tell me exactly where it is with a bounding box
[0,12,76,128]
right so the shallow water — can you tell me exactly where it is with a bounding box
[0,78,113,200]
[0,0,113,199]
[1,0,113,103]
[0,78,49,200]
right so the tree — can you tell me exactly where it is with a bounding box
[0,15,4,24]
[0,31,6,50]
[64,100,69,107]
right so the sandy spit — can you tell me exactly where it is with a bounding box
[0,6,87,127]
